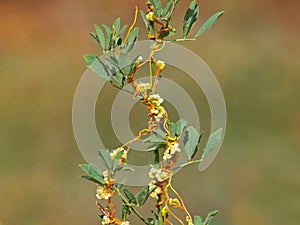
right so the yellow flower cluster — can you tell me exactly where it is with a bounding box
[186,216,194,225]
[96,185,112,200]
[163,142,181,161]
[156,60,166,71]
[169,198,181,207]
[149,183,162,199]
[147,94,167,123]
[148,165,171,182]
[148,165,172,199]
[148,94,164,106]
[110,148,128,161]
[146,11,156,21]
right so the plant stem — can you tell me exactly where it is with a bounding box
[157,196,164,225]
[167,38,196,42]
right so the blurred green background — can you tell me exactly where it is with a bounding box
[1,0,299,225]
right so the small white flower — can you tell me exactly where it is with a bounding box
[146,11,156,21]
[163,142,181,161]
[102,170,110,183]
[120,221,130,225]
[149,186,162,199]
[148,165,171,183]
[96,185,112,200]
[101,215,110,225]
[148,94,164,106]
[139,82,151,90]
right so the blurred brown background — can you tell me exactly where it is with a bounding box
[1,0,299,225]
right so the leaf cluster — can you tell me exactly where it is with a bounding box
[182,0,224,39]
[84,18,140,88]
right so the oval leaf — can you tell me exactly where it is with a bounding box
[201,128,223,160]
[94,24,106,51]
[204,210,219,225]
[136,186,149,206]
[183,0,199,37]
[150,0,163,17]
[123,188,137,205]
[84,55,111,82]
[194,11,224,39]
[183,126,201,160]
[163,0,173,18]
[194,215,203,225]
[79,163,105,185]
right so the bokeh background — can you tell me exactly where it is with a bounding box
[1,0,299,225]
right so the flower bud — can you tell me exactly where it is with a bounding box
[157,60,166,71]
[169,198,181,206]
[146,11,156,21]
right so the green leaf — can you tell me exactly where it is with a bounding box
[175,119,187,136]
[163,0,173,17]
[98,150,113,171]
[102,24,113,51]
[147,218,156,225]
[167,119,187,138]
[120,24,128,36]
[125,27,139,52]
[89,32,99,44]
[153,128,166,138]
[79,163,106,185]
[203,210,219,225]
[118,53,133,75]
[106,58,124,86]
[201,128,223,160]
[194,215,203,225]
[143,134,166,143]
[183,126,201,160]
[150,0,163,16]
[183,0,199,37]
[84,55,111,81]
[94,24,105,51]
[136,186,149,206]
[80,175,101,184]
[123,188,137,205]
[89,163,105,183]
[140,10,150,29]
[127,27,139,43]
[79,164,89,174]
[116,165,135,172]
[194,11,224,39]
[147,142,166,152]
[121,205,132,220]
[113,17,121,36]
[168,122,176,137]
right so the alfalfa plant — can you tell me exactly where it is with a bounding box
[80,1,224,224]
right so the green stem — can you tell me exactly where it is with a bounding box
[157,196,164,225]
[172,159,203,171]
[168,38,196,42]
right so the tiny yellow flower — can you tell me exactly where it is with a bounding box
[186,216,194,225]
[157,60,166,71]
[96,185,112,200]
[161,206,169,217]
[146,11,156,21]
[169,198,181,206]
